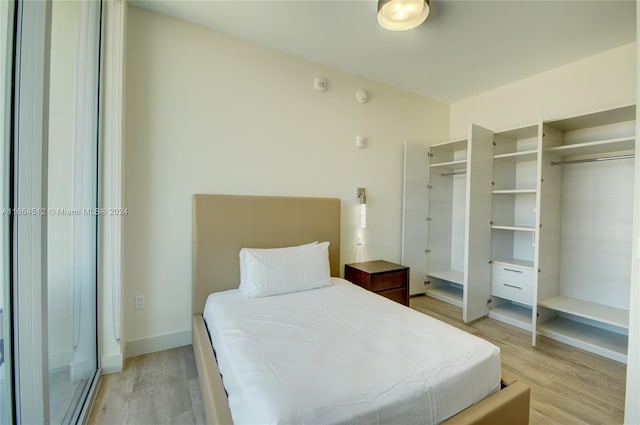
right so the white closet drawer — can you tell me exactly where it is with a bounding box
[492,279,533,306]
[493,263,533,286]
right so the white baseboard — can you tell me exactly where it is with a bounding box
[101,352,124,374]
[124,330,191,359]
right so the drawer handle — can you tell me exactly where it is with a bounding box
[503,268,523,274]
[503,283,523,290]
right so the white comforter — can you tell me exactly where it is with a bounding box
[203,278,500,425]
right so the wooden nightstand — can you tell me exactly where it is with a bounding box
[344,260,409,306]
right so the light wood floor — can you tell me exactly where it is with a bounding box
[89,296,627,425]
[88,345,205,425]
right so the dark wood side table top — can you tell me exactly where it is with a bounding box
[345,260,408,274]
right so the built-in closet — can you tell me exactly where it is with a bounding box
[402,125,494,323]
[536,105,635,362]
[402,105,635,362]
[488,124,540,335]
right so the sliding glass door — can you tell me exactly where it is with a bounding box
[47,0,101,423]
[0,0,14,423]
[12,0,102,423]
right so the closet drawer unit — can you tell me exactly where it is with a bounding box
[492,263,533,286]
[492,279,533,306]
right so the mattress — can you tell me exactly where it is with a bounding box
[203,278,501,425]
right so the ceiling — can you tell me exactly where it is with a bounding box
[131,0,637,103]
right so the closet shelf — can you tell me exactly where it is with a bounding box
[493,149,538,162]
[492,189,537,195]
[494,124,539,141]
[491,225,535,232]
[428,270,464,286]
[488,302,532,331]
[492,258,534,269]
[537,317,627,363]
[538,295,629,329]
[430,139,467,151]
[545,136,635,157]
[426,286,463,308]
[546,105,635,132]
[430,159,467,169]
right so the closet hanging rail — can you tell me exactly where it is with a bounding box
[551,154,634,167]
[440,170,467,177]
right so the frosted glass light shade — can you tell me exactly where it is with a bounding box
[377,0,430,31]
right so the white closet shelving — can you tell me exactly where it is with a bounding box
[488,124,540,332]
[425,138,469,307]
[402,125,494,323]
[491,225,535,232]
[536,105,635,362]
[538,296,629,329]
[545,136,634,157]
[403,105,636,361]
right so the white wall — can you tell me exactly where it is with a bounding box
[450,42,636,138]
[624,2,640,422]
[47,0,77,370]
[123,6,449,353]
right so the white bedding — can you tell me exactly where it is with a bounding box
[203,278,501,425]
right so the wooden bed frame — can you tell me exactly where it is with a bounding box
[191,194,530,425]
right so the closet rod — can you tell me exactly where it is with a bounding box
[440,170,467,177]
[551,154,634,167]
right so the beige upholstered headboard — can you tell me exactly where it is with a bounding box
[192,194,341,315]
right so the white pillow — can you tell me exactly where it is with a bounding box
[238,241,317,288]
[239,241,331,298]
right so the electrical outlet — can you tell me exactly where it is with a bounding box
[135,295,145,310]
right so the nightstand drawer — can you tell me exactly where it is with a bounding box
[493,263,533,287]
[370,270,406,292]
[344,261,409,306]
[492,279,533,306]
[376,287,407,304]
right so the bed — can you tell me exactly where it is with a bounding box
[191,194,530,425]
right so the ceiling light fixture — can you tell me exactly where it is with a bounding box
[377,0,430,31]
